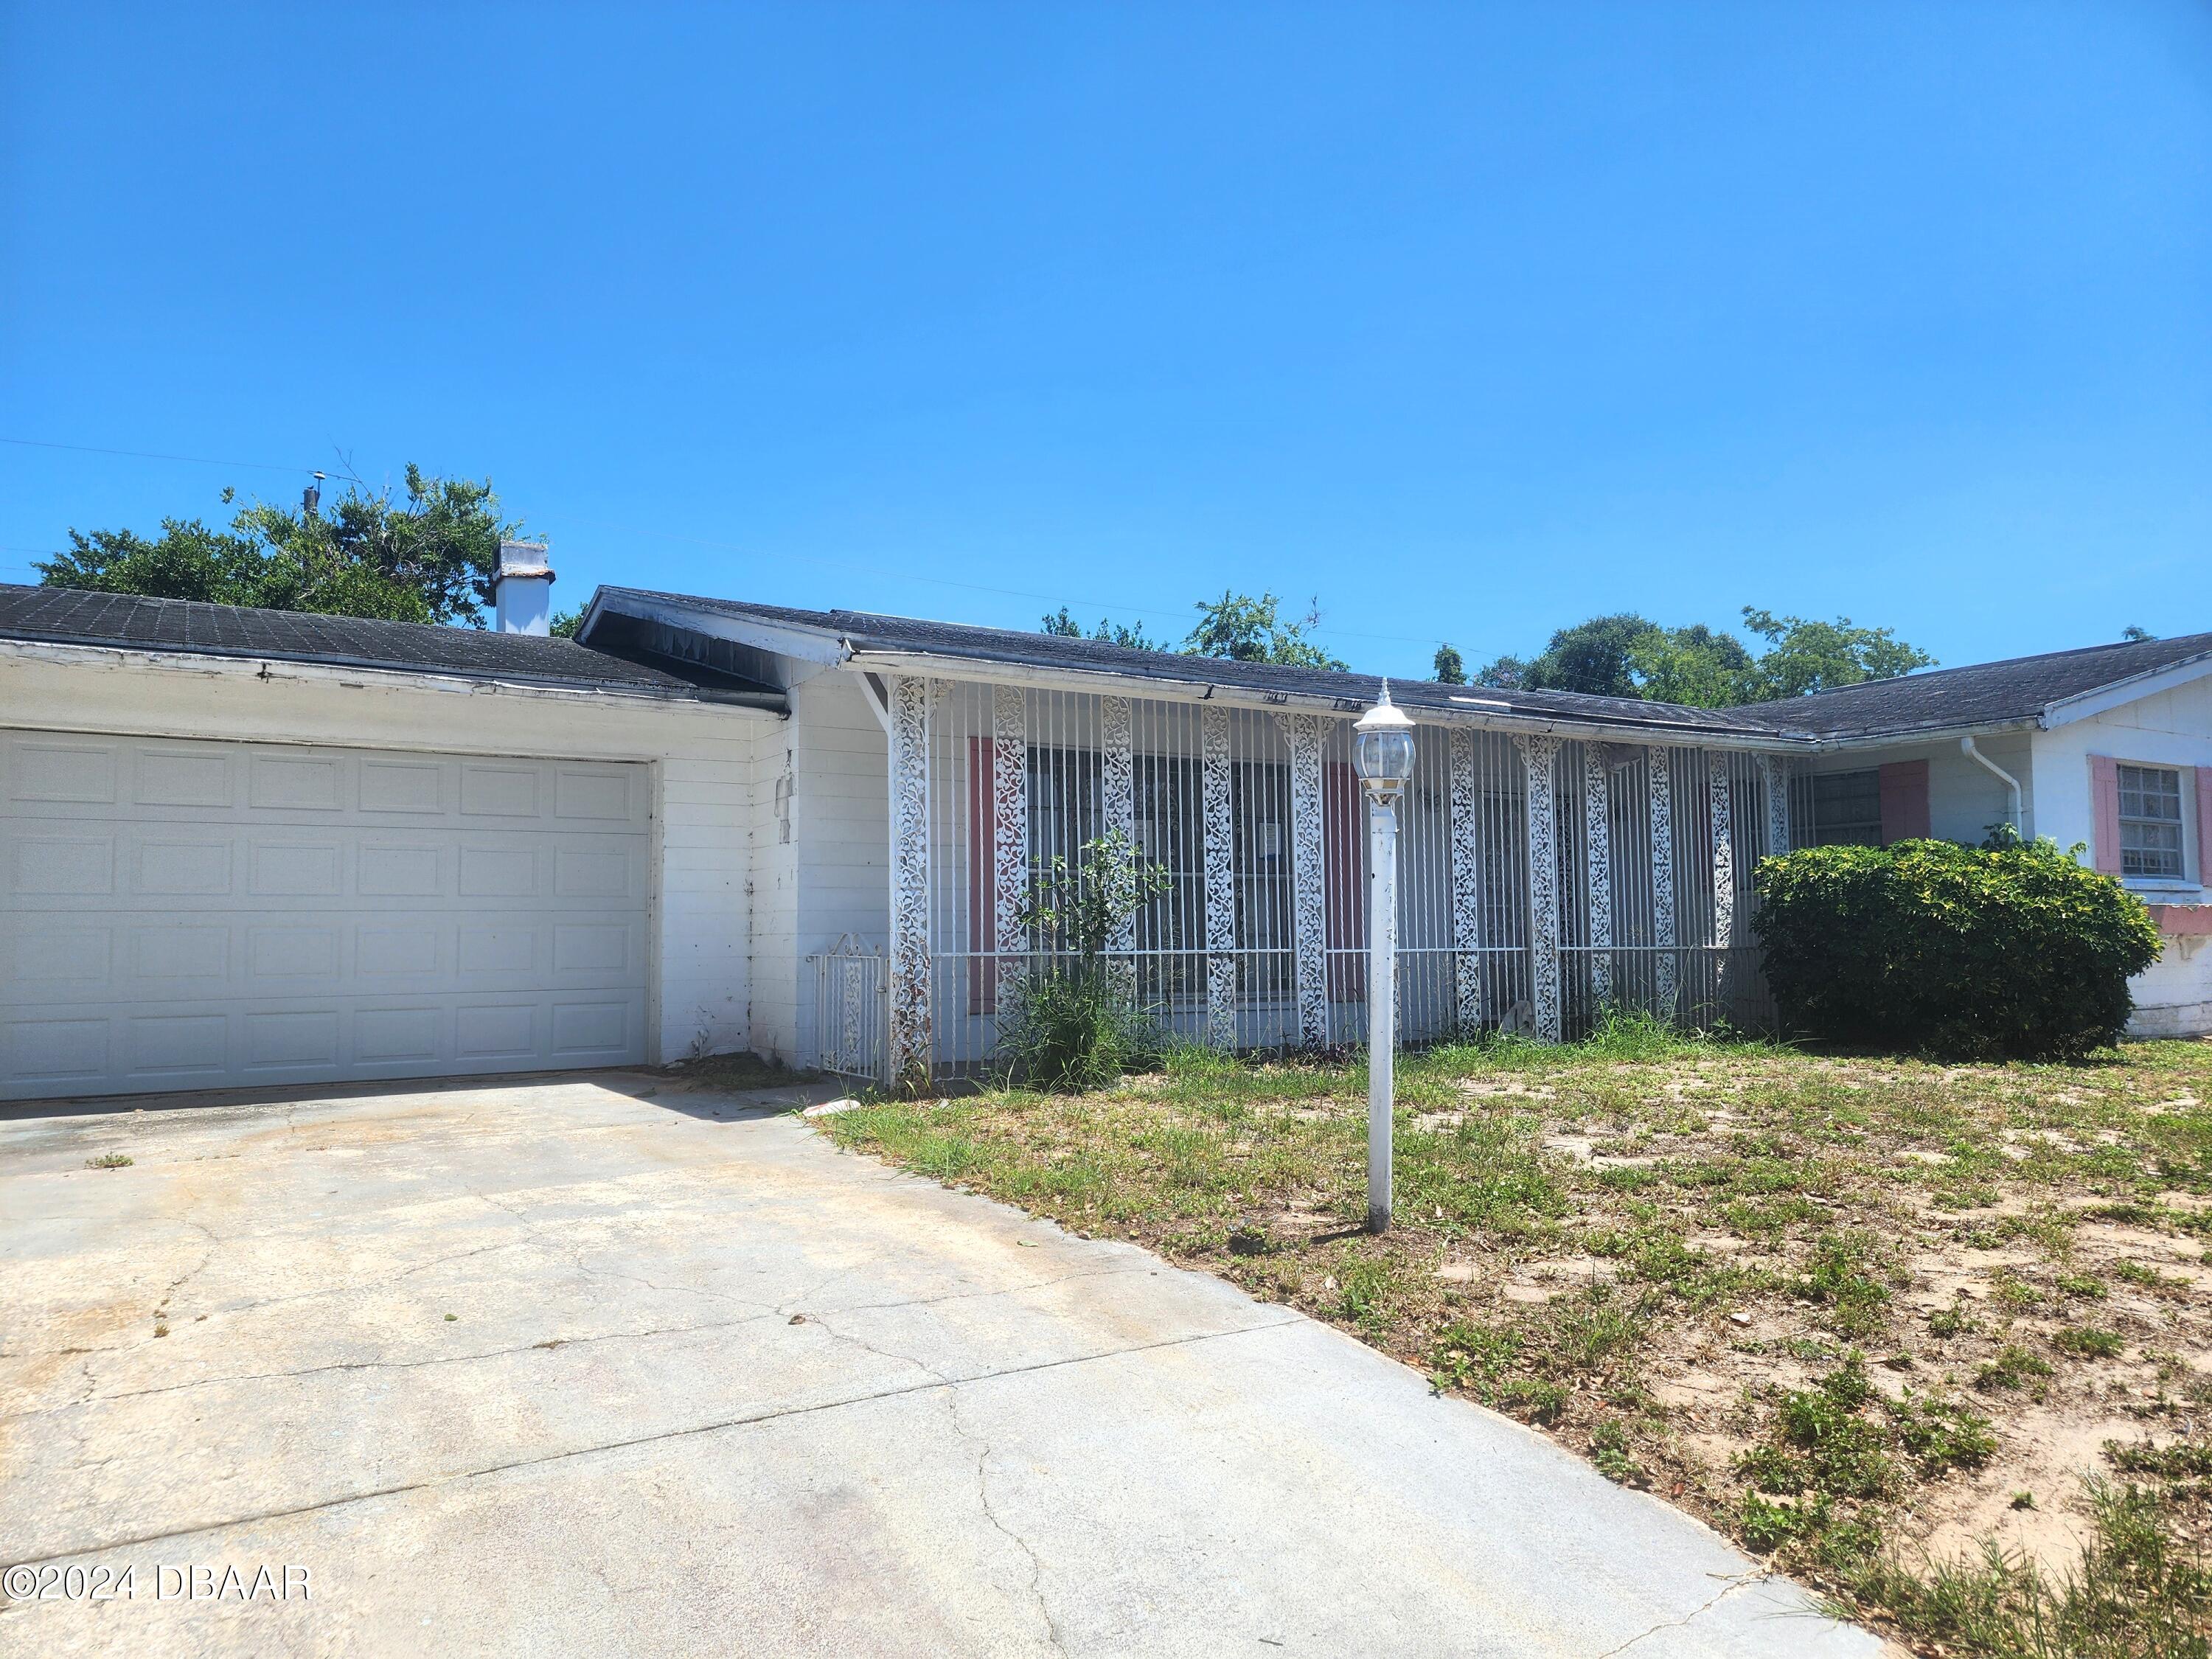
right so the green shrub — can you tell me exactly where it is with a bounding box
[1752,837,2160,1060]
[994,964,1164,1093]
[992,830,1174,1093]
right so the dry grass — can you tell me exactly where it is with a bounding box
[824,1020,2212,1656]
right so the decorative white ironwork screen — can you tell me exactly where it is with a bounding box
[890,675,1784,1080]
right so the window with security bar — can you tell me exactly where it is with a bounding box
[1806,769,1883,846]
[2118,765,2185,879]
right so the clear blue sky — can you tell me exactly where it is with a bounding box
[4,2,2207,681]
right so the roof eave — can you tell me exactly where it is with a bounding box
[0,634,783,712]
[2038,650,2212,730]
[838,646,1814,750]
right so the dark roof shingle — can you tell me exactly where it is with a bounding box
[597,588,1796,740]
[1727,630,2212,740]
[0,584,759,700]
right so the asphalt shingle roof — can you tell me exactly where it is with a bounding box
[597,588,1795,740]
[1726,630,2212,740]
[0,584,748,700]
[603,589,2212,745]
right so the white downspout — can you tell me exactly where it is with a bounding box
[1960,737,2023,833]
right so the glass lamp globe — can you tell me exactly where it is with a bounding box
[1352,680,1416,795]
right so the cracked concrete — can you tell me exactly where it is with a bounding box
[0,1072,1882,1658]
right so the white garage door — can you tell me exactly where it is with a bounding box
[1,731,651,1101]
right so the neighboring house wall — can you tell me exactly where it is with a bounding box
[745,664,889,1068]
[2034,676,2212,1037]
[0,644,771,1066]
[1793,734,2035,847]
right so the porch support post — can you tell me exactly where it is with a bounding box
[1101,695,1136,993]
[1515,733,1563,1043]
[1448,727,1483,1031]
[1759,754,1792,858]
[1583,742,1614,1006]
[888,675,934,1091]
[1279,712,1329,1047]
[1708,751,1736,953]
[1646,745,1677,1020]
[1202,706,1237,1049]
[991,685,1029,1002]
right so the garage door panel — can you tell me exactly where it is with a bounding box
[2,734,650,1100]
[7,738,120,804]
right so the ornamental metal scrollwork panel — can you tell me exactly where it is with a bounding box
[888,675,934,1089]
[1759,754,1791,858]
[992,684,1029,1007]
[1277,711,1329,1047]
[1708,750,1736,953]
[1583,742,1614,1006]
[1202,706,1237,1049]
[1515,734,1563,1043]
[1448,726,1482,1031]
[1646,745,1678,1020]
[1100,695,1137,1004]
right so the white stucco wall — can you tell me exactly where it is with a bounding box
[745,664,889,1068]
[2033,676,2212,1037]
[0,644,773,1065]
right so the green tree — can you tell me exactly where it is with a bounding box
[1478,613,1657,698]
[37,467,524,627]
[1181,590,1347,669]
[1475,607,1933,708]
[1625,623,1757,707]
[1737,608,1934,700]
[2121,624,2154,643]
[1040,605,1164,651]
[1432,642,1466,684]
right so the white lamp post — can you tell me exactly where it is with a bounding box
[1352,680,1416,1234]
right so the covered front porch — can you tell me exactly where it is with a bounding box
[819,672,1799,1088]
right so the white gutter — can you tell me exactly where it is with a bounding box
[1960,736,2023,830]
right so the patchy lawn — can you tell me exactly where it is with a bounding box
[823,1022,2212,1658]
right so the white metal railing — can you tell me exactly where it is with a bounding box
[896,680,1784,1079]
[807,936,888,1088]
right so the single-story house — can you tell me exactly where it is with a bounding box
[3,554,2207,1102]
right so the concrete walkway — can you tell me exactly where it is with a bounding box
[0,1074,1883,1657]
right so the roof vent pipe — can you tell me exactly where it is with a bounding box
[494,541,554,636]
[1960,737,2023,833]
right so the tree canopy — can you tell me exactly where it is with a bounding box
[1039,590,1348,670]
[1476,608,1932,707]
[36,467,522,627]
[1040,606,1164,651]
[1180,591,1346,669]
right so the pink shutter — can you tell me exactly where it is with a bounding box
[1877,760,1930,844]
[2089,755,2122,874]
[2197,767,2211,886]
[967,737,995,1014]
[1324,762,1366,1004]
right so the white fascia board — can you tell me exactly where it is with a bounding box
[591,594,848,667]
[2039,653,2212,729]
[0,637,768,725]
[839,650,1815,753]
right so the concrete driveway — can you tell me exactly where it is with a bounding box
[1,1074,1882,1658]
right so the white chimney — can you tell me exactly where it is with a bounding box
[494,540,554,636]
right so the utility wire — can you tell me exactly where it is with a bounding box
[0,436,321,476]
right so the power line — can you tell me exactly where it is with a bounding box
[0,436,319,476]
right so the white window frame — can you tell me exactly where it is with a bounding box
[2115,762,2193,886]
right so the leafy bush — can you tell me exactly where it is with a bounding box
[992,830,1173,1093]
[993,965,1164,1093]
[1752,837,2161,1060]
